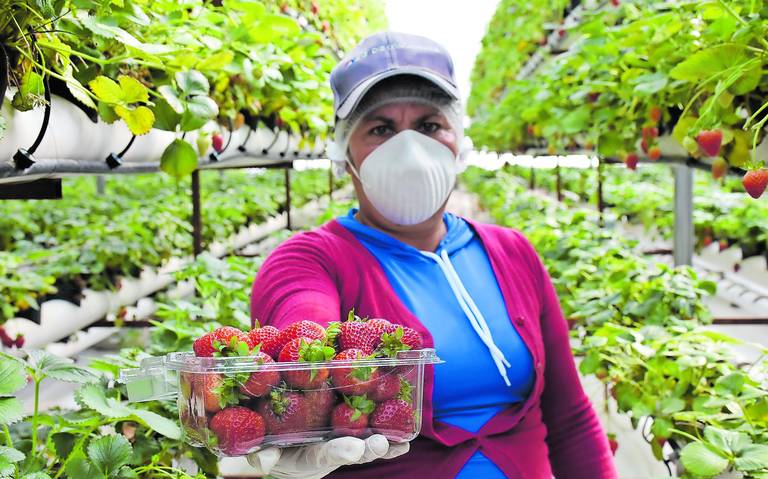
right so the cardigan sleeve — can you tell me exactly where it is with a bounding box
[513,231,618,477]
[250,231,340,330]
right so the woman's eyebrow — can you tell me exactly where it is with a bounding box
[363,115,395,124]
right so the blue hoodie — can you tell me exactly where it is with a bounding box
[337,210,534,478]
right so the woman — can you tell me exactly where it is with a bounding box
[247,31,617,478]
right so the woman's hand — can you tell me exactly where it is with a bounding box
[246,434,410,479]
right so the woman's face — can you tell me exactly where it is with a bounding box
[347,102,459,169]
[345,101,459,231]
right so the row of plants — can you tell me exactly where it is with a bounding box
[1,0,384,176]
[505,163,768,261]
[463,166,768,478]
[0,250,273,479]
[468,0,768,198]
[0,167,345,327]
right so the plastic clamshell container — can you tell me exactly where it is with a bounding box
[119,349,441,456]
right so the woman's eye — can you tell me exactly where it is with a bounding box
[370,125,393,136]
[419,122,441,134]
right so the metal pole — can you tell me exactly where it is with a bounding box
[673,164,694,266]
[191,170,202,257]
[284,167,292,230]
[555,162,563,201]
[328,166,334,200]
[96,176,105,194]
[596,161,605,226]
[529,166,536,190]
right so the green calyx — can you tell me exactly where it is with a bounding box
[398,377,413,404]
[377,327,410,358]
[343,394,375,421]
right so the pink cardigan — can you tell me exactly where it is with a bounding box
[251,219,617,478]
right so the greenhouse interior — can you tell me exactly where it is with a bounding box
[1,0,767,478]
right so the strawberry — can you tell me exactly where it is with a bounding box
[14,334,24,348]
[370,399,415,441]
[587,92,600,103]
[648,105,662,123]
[640,138,649,153]
[641,126,658,140]
[311,1,319,14]
[743,168,768,199]
[234,112,246,130]
[378,326,423,358]
[607,433,618,456]
[280,3,290,14]
[330,349,378,396]
[610,0,620,6]
[249,326,281,359]
[648,146,661,161]
[209,406,265,455]
[275,320,326,356]
[212,133,225,153]
[304,382,337,428]
[370,373,408,402]
[711,157,728,180]
[719,239,729,252]
[697,130,722,157]
[331,395,375,438]
[258,389,310,435]
[278,338,335,389]
[367,318,397,337]
[321,20,330,33]
[624,153,638,171]
[702,235,713,247]
[239,351,280,397]
[401,327,423,350]
[193,326,251,357]
[196,134,211,156]
[338,320,380,355]
[195,374,229,413]
[0,328,13,348]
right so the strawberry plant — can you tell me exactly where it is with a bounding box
[469,0,768,197]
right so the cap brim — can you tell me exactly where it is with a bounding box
[335,68,460,120]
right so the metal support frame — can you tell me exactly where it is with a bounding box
[596,161,605,225]
[191,170,203,257]
[328,167,334,200]
[284,167,292,230]
[673,164,694,266]
[0,179,62,200]
[96,176,105,194]
[555,162,563,201]
[529,166,536,190]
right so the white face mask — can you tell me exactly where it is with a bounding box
[346,130,457,226]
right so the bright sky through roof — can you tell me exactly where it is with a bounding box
[385,0,501,102]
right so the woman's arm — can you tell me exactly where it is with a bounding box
[251,231,341,329]
[516,232,618,477]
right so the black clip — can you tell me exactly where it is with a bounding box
[105,135,135,169]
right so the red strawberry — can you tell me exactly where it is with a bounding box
[610,0,620,6]
[249,326,281,358]
[331,395,375,438]
[193,327,251,357]
[648,146,661,161]
[14,334,24,348]
[640,138,649,153]
[607,433,619,456]
[338,321,380,355]
[275,320,326,356]
[321,20,330,33]
[648,105,662,123]
[280,3,289,14]
[697,130,722,157]
[557,29,566,39]
[0,328,14,348]
[239,351,280,397]
[259,390,310,435]
[212,133,225,153]
[702,235,713,247]
[304,382,337,428]
[624,153,638,170]
[641,126,658,140]
[711,157,728,180]
[278,338,335,389]
[401,327,423,350]
[587,92,600,103]
[719,239,729,252]
[367,318,397,337]
[311,1,319,14]
[197,374,226,413]
[743,168,768,199]
[330,349,378,396]
[369,372,404,402]
[209,406,265,455]
[370,399,415,441]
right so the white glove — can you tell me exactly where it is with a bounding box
[247,434,410,479]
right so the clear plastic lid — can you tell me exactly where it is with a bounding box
[118,349,441,403]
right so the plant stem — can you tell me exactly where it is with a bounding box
[669,427,699,443]
[717,0,768,51]
[3,425,12,447]
[30,378,40,455]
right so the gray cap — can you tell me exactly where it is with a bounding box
[330,31,460,120]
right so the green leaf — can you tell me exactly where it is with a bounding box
[0,446,25,463]
[98,101,120,124]
[704,426,751,455]
[0,398,24,426]
[75,384,132,418]
[0,358,28,395]
[131,409,181,439]
[734,445,768,472]
[26,350,98,384]
[679,442,729,477]
[151,98,182,131]
[632,73,667,95]
[250,14,300,43]
[196,51,235,71]
[157,86,184,114]
[118,76,149,104]
[670,44,749,82]
[20,473,52,479]
[63,65,97,110]
[52,432,76,459]
[180,96,218,131]
[160,139,198,178]
[89,76,123,104]
[659,397,685,415]
[115,106,155,136]
[715,372,745,395]
[88,435,133,475]
[64,452,101,479]
[175,70,209,97]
